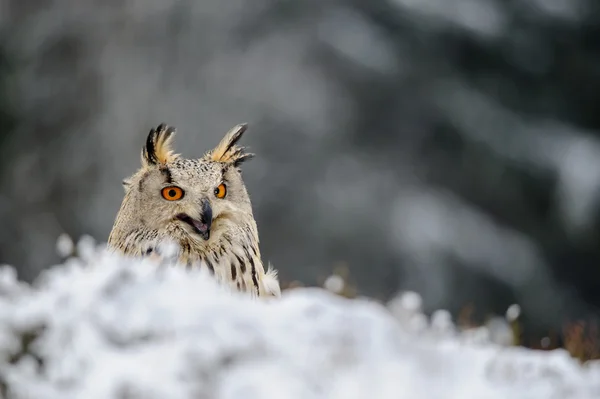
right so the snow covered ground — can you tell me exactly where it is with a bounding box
[0,237,599,399]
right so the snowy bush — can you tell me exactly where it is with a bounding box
[0,237,599,399]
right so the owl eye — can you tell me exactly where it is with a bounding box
[214,183,227,199]
[161,186,184,201]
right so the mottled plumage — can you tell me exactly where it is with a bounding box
[108,123,280,298]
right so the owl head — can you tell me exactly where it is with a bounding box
[111,123,257,249]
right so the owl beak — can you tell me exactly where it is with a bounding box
[199,198,213,240]
[175,199,212,241]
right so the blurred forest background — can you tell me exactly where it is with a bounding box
[1,0,600,346]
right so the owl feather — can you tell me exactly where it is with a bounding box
[142,123,180,166]
[206,123,255,166]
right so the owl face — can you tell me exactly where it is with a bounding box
[119,124,255,244]
[127,158,252,241]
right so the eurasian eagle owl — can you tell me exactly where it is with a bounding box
[107,123,280,298]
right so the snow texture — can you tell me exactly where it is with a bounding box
[0,237,599,399]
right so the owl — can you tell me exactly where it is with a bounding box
[107,123,281,298]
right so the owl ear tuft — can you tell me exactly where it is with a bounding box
[207,123,255,167]
[141,123,180,166]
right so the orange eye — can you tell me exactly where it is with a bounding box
[214,183,227,199]
[161,186,184,201]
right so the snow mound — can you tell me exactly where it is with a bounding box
[0,239,599,399]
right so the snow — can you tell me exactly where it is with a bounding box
[323,275,345,294]
[0,237,599,398]
[55,234,74,259]
[506,304,521,322]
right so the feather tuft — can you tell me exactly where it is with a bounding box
[206,123,255,166]
[142,124,180,166]
[263,263,281,297]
